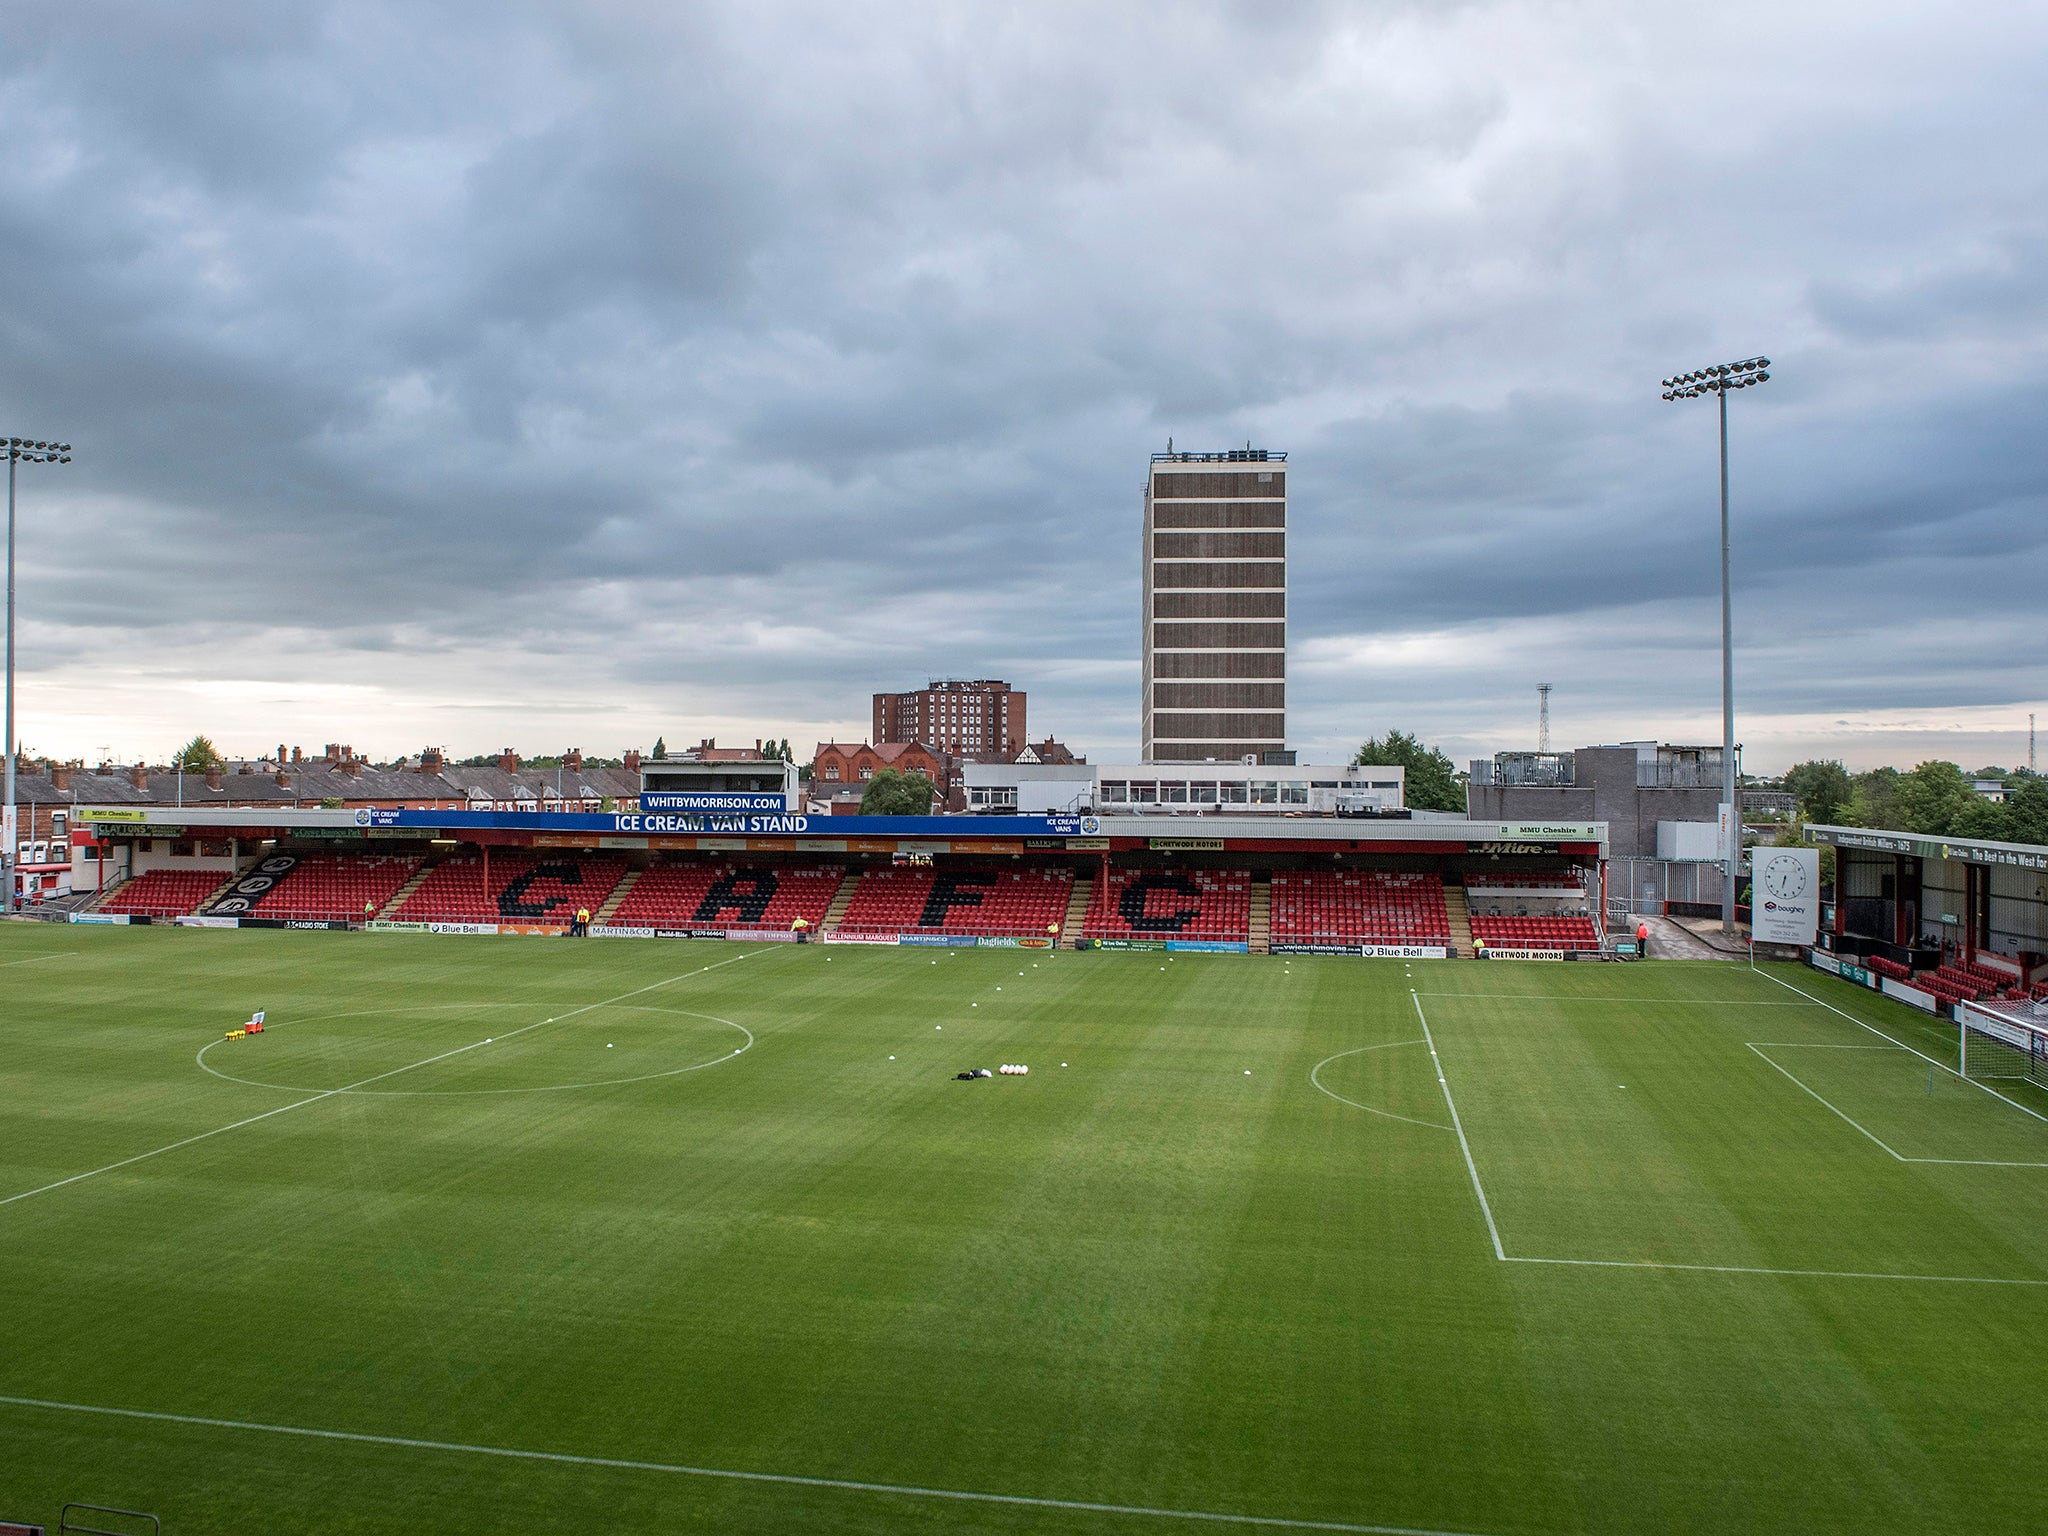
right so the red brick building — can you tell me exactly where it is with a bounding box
[873,680,1025,758]
[811,742,951,798]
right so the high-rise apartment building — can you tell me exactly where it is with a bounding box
[873,679,1026,757]
[1141,448,1286,762]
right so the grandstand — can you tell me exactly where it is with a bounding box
[610,860,842,934]
[1082,866,1249,945]
[66,803,1619,959]
[1270,870,1449,947]
[837,866,1071,939]
[227,851,422,922]
[95,867,225,917]
[395,852,627,925]
[1469,913,1601,951]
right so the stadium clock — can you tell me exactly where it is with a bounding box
[1759,853,1808,902]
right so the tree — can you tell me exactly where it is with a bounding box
[1783,759,1853,826]
[1950,795,2016,842]
[1893,760,1976,835]
[1354,730,1464,812]
[2007,776,2048,846]
[1839,766,1899,829]
[651,736,667,760]
[174,735,222,773]
[860,766,934,816]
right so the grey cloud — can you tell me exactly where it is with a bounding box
[0,1,2044,772]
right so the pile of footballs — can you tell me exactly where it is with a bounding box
[998,1063,1030,1076]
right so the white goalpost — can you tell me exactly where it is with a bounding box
[1957,1001,2048,1092]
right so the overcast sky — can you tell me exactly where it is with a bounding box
[2,1,2043,775]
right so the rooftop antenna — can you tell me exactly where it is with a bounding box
[1537,684,1552,754]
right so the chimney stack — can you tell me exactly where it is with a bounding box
[276,769,293,788]
[565,748,583,772]
[291,746,304,764]
[498,748,520,773]
[420,747,445,774]
[51,764,70,792]
[340,757,363,778]
[128,764,148,790]
[277,743,287,765]
[205,765,224,791]
[623,749,642,774]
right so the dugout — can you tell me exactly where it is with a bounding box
[1808,823,2047,986]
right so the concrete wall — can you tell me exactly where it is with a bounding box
[1467,746,1720,861]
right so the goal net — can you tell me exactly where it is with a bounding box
[1957,1001,2048,1090]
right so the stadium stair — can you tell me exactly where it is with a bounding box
[820,870,862,936]
[594,866,643,926]
[1248,874,1270,954]
[81,873,130,913]
[373,858,439,920]
[1058,875,1092,949]
[1442,880,1472,959]
[195,859,253,914]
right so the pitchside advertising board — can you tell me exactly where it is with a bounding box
[1271,943,1450,959]
[1750,847,1821,946]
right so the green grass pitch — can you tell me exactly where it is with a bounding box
[2,925,2045,1534]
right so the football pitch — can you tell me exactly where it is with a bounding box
[2,926,2045,1535]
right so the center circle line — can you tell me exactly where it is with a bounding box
[194,1004,753,1096]
[1309,1040,1454,1130]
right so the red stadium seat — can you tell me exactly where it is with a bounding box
[1081,867,1250,944]
[1269,871,1450,946]
[395,853,626,925]
[98,868,225,917]
[838,866,1072,939]
[232,853,422,922]
[612,861,844,933]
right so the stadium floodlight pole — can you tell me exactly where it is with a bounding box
[1661,358,1769,935]
[4,437,73,913]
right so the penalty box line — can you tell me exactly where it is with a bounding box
[1409,994,2048,1287]
[1751,964,2048,1127]
[0,949,771,1213]
[0,1393,1490,1536]
[1744,1043,2048,1169]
